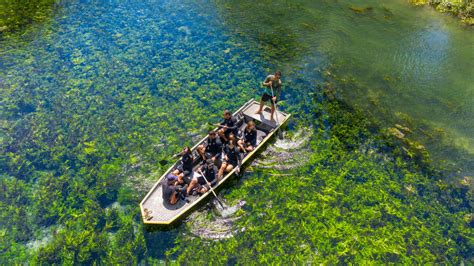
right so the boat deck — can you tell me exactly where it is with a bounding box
[140,99,290,224]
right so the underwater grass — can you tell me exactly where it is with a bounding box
[0,1,260,263]
[0,0,60,35]
[166,90,473,264]
[0,0,472,264]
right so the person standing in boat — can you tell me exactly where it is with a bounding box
[255,70,282,121]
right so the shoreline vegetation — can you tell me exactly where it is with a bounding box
[411,0,474,25]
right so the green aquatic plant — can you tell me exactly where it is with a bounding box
[168,97,472,263]
[1,0,473,264]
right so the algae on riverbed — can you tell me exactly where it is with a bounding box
[168,93,472,264]
[1,0,473,264]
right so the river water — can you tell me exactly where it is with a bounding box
[0,0,472,263]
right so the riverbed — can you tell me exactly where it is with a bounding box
[1,0,472,264]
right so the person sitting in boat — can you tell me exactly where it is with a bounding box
[218,136,241,181]
[218,110,238,142]
[172,146,194,185]
[162,173,187,205]
[197,131,222,165]
[197,159,219,193]
[238,121,257,153]
[255,70,282,121]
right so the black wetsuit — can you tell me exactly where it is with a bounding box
[220,116,238,136]
[224,144,240,167]
[180,153,193,173]
[205,136,222,157]
[243,128,257,147]
[198,165,219,186]
[178,152,194,183]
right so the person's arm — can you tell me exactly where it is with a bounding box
[225,117,238,130]
[262,75,272,87]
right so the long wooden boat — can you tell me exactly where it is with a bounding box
[140,99,291,225]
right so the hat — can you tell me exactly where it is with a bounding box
[167,174,178,181]
[206,159,214,166]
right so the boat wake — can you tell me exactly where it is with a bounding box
[253,127,312,171]
[186,199,246,240]
[185,128,311,240]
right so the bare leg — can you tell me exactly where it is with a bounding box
[225,164,234,173]
[246,145,254,152]
[186,179,198,194]
[218,162,227,181]
[197,145,205,160]
[170,192,178,205]
[255,99,264,114]
[237,140,246,153]
[270,105,275,121]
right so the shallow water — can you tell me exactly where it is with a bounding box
[1,0,472,263]
[212,0,474,173]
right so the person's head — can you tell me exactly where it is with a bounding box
[208,130,217,139]
[247,121,255,131]
[274,70,281,80]
[218,128,225,137]
[223,110,231,120]
[206,159,214,169]
[228,133,236,145]
[166,173,178,185]
[183,146,191,154]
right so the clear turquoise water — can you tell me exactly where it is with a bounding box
[211,0,474,173]
[1,0,472,262]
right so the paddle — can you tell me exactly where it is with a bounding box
[270,84,284,139]
[208,122,223,127]
[158,152,181,166]
[198,169,225,209]
[236,157,242,176]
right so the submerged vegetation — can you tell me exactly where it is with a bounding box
[0,0,60,34]
[1,0,473,264]
[167,84,473,264]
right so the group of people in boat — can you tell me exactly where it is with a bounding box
[162,112,258,205]
[162,71,282,205]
